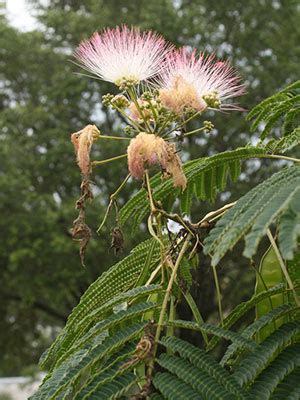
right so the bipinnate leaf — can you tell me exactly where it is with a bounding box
[204,165,300,266]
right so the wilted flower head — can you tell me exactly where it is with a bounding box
[74,25,172,86]
[71,124,100,175]
[159,48,245,113]
[127,132,187,190]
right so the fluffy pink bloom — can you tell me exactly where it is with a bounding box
[74,25,173,85]
[159,48,245,112]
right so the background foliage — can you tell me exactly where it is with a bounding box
[1,0,300,375]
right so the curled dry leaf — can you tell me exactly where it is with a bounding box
[110,226,124,254]
[71,209,92,267]
[71,125,99,266]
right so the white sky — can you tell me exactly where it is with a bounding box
[6,0,38,31]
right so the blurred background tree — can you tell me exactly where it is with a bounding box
[0,0,299,375]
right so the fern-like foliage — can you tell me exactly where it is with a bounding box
[159,336,245,399]
[119,147,267,228]
[221,304,296,367]
[32,293,162,400]
[40,238,161,369]
[33,286,300,399]
[247,80,300,140]
[152,322,300,399]
[262,127,300,154]
[204,165,300,266]
[33,81,300,400]
[232,322,300,387]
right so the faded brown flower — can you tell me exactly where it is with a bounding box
[127,132,186,189]
[71,124,100,175]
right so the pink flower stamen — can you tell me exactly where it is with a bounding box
[159,47,245,111]
[74,25,173,85]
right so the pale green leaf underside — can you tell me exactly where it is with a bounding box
[204,165,300,266]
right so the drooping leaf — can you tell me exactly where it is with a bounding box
[204,166,300,266]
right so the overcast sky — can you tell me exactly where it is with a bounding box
[6,0,37,30]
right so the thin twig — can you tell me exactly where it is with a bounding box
[148,236,191,374]
[267,154,300,163]
[97,174,130,233]
[92,153,127,166]
[98,135,130,141]
[196,201,237,226]
[212,264,224,325]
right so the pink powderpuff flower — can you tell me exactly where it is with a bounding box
[74,25,173,86]
[158,47,245,113]
[127,132,187,190]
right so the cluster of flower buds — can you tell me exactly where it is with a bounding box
[74,25,245,189]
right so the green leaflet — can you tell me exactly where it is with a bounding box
[288,251,300,292]
[221,305,295,367]
[270,367,300,399]
[31,323,146,400]
[248,343,300,399]
[278,188,300,259]
[41,238,160,368]
[153,372,202,400]
[179,182,194,215]
[263,127,300,154]
[119,147,267,229]
[204,165,300,266]
[232,322,300,387]
[154,325,300,400]
[54,301,161,370]
[287,252,300,318]
[167,320,257,351]
[160,336,244,399]
[47,285,162,370]
[255,246,287,342]
[82,372,137,400]
[247,80,300,140]
[157,354,235,400]
[62,346,136,400]
[207,284,287,351]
